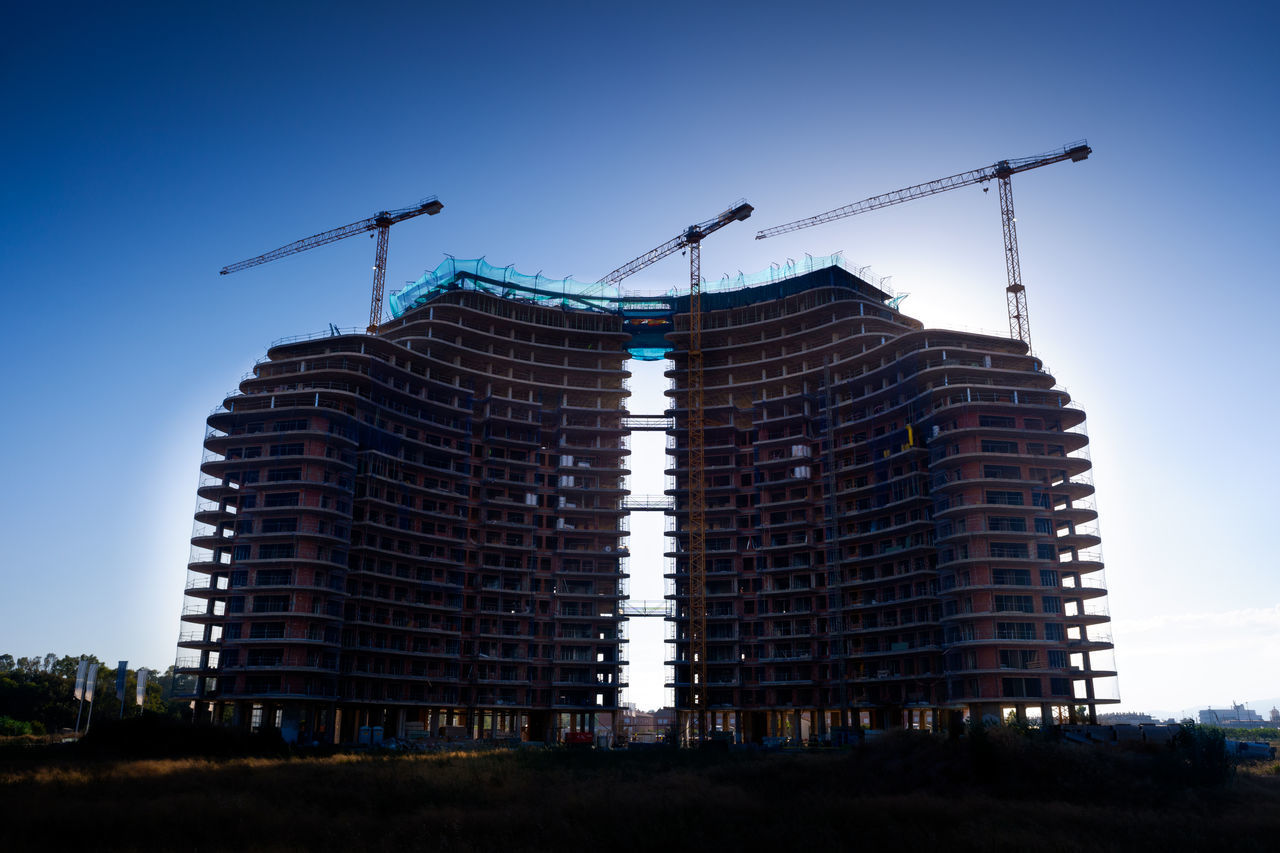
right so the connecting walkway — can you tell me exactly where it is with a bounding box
[622,494,671,511]
[619,600,672,618]
[619,416,673,618]
[621,414,673,431]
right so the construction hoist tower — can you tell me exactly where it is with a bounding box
[600,200,753,742]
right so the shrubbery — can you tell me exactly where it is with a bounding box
[1174,719,1232,785]
[0,715,42,736]
[1203,725,1280,742]
[4,725,1277,851]
[75,715,290,759]
[0,652,184,736]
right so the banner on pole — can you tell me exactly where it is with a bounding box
[115,661,128,700]
[73,659,89,701]
[136,669,149,706]
[84,663,100,702]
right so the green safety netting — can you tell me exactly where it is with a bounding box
[389,258,621,317]
[698,253,894,299]
[388,253,892,319]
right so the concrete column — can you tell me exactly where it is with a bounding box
[280,704,302,744]
[967,703,988,726]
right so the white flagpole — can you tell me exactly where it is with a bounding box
[84,663,100,735]
[73,659,88,734]
[136,668,150,708]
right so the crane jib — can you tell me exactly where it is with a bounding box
[749,140,1092,353]
[216,197,443,332]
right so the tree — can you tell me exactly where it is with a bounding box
[0,657,76,732]
[0,651,175,733]
[16,657,41,675]
[51,656,81,680]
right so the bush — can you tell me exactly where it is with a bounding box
[1174,720,1232,786]
[1203,725,1280,743]
[0,715,34,736]
[76,714,290,759]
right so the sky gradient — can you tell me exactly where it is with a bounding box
[2,1,1277,716]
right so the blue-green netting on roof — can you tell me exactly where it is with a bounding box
[388,258,622,317]
[388,253,894,319]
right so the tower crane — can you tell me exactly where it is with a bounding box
[219,197,444,333]
[601,200,754,743]
[755,141,1091,352]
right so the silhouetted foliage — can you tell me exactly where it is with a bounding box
[1201,725,1280,742]
[2,735,1277,852]
[1174,719,1232,785]
[0,651,182,734]
[75,715,290,760]
[0,716,42,736]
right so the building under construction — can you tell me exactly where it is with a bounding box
[177,254,1117,744]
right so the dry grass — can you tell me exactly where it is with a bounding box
[2,733,1278,852]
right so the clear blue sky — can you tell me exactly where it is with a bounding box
[2,1,1277,716]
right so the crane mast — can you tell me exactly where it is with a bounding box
[601,200,752,743]
[687,237,707,745]
[998,175,1030,346]
[755,142,1091,350]
[219,197,444,333]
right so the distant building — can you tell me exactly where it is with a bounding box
[1100,712,1157,725]
[1199,704,1265,727]
[625,707,677,742]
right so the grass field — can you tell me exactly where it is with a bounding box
[2,729,1277,852]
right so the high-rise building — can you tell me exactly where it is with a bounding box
[176,256,1116,743]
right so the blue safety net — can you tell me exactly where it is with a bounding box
[388,253,894,319]
[389,257,622,316]
[388,254,898,361]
